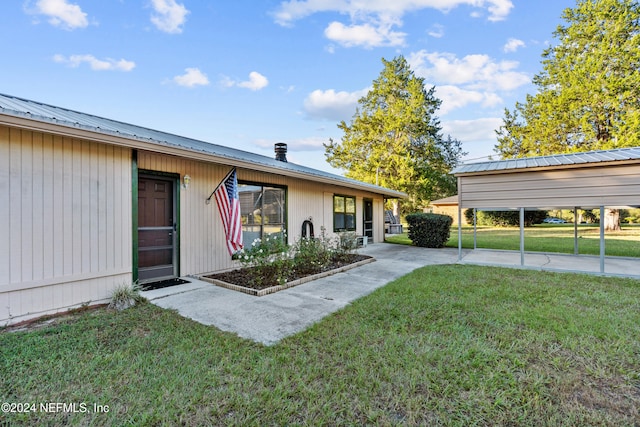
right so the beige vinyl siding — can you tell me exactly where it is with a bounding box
[138,151,387,276]
[1,126,132,324]
[458,164,640,209]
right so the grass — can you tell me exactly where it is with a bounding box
[386,224,640,257]
[2,265,639,426]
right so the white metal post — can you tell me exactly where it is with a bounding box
[600,206,605,273]
[520,208,525,266]
[574,207,579,255]
[473,208,477,250]
[458,204,462,261]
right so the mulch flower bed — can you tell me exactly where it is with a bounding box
[201,254,374,296]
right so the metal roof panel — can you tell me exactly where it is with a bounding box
[0,93,406,198]
[452,146,640,175]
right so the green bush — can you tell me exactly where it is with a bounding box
[464,209,547,227]
[406,213,452,248]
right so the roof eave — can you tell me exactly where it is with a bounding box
[0,113,407,199]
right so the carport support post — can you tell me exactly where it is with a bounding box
[457,204,463,261]
[574,207,579,255]
[520,208,525,266]
[473,209,477,249]
[600,206,605,273]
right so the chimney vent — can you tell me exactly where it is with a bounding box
[275,143,288,162]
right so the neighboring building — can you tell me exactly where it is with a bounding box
[0,94,405,325]
[426,195,466,225]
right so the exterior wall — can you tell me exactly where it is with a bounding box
[458,164,640,209]
[429,204,467,225]
[1,125,132,325]
[137,151,386,276]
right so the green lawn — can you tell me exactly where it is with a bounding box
[386,224,640,257]
[2,265,639,426]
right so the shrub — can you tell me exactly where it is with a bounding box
[406,213,452,248]
[109,282,146,311]
[464,209,547,227]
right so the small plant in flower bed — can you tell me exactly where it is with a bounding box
[237,233,292,287]
[213,228,369,290]
[291,228,334,275]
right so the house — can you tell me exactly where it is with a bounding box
[0,93,405,325]
[426,195,467,225]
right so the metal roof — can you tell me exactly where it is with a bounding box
[0,93,405,198]
[451,147,640,175]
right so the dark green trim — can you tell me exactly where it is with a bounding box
[131,151,139,283]
[176,177,181,276]
[138,169,181,278]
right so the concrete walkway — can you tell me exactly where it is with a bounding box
[143,244,640,346]
[142,244,461,345]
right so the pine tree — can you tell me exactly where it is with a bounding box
[325,56,464,214]
[495,0,640,229]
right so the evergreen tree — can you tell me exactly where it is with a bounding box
[495,0,640,230]
[325,56,464,214]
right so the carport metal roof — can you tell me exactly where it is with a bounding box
[452,147,640,175]
[451,147,640,276]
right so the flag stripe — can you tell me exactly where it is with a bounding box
[214,168,243,256]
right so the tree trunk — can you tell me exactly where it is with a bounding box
[604,208,621,231]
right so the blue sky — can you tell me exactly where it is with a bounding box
[2,0,576,173]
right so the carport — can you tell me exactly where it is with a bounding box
[451,147,640,275]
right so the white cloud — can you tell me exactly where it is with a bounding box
[408,50,530,91]
[273,0,514,26]
[173,68,210,87]
[33,0,88,30]
[150,0,189,34]
[503,37,525,53]
[324,18,406,48]
[239,72,269,90]
[303,88,369,121]
[434,85,502,115]
[441,117,503,142]
[53,54,135,71]
[427,23,445,38]
[222,72,269,91]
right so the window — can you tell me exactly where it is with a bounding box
[239,183,286,246]
[334,195,356,232]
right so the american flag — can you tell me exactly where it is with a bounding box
[214,168,243,255]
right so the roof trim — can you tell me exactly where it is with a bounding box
[0,93,406,199]
[452,147,640,176]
